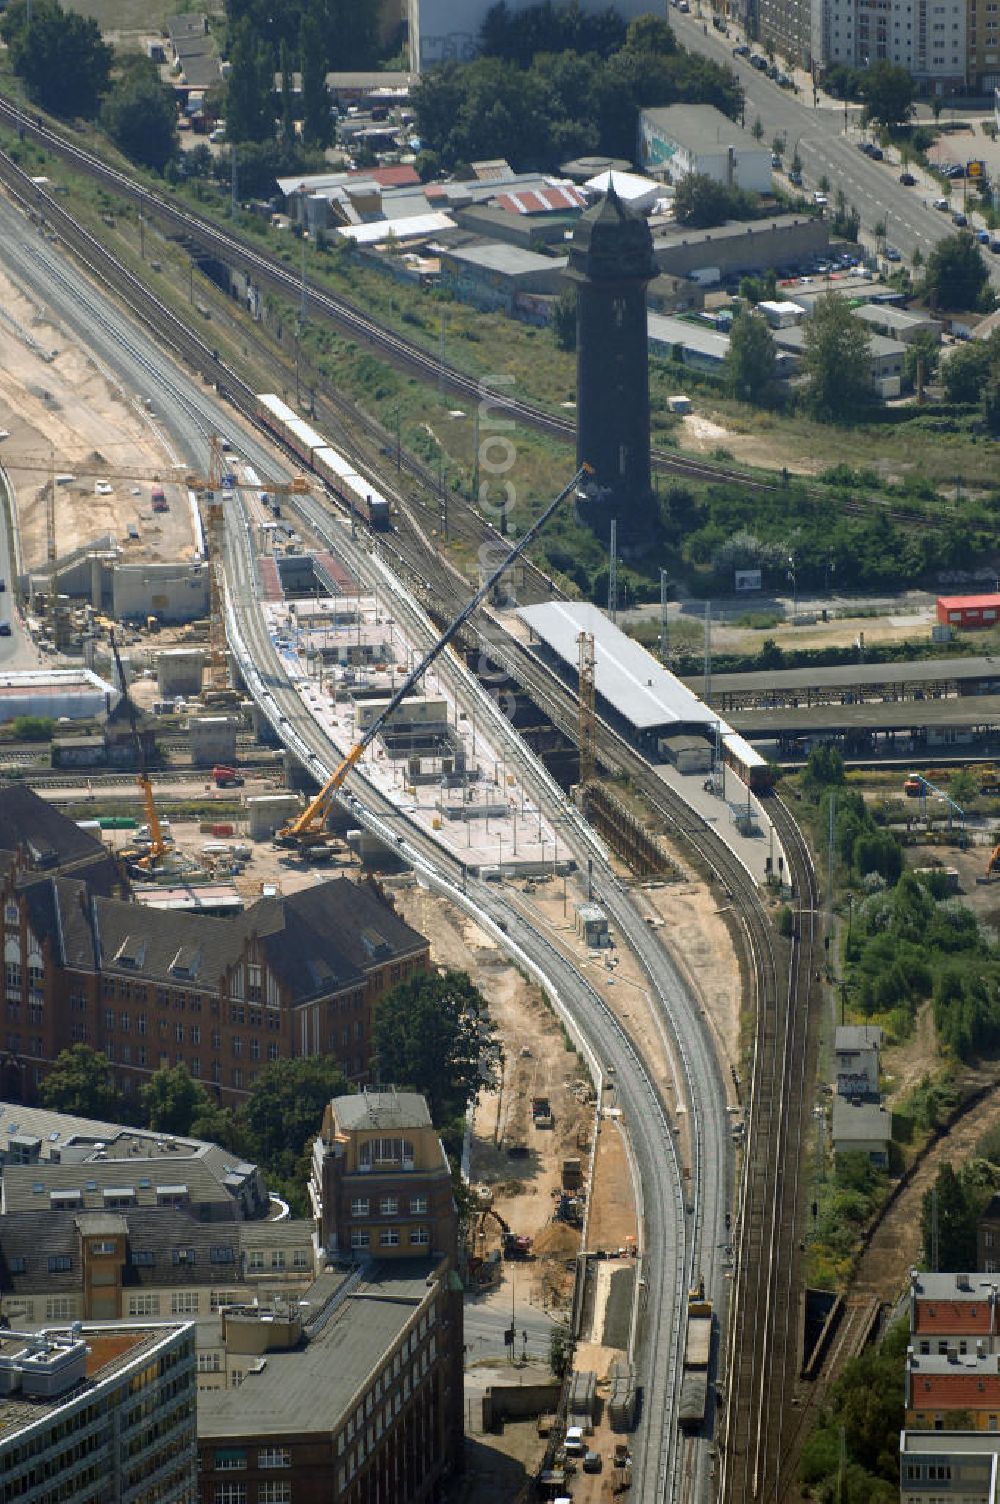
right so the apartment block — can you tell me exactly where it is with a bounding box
[969,0,1000,91]
[0,1320,197,1503]
[310,1089,458,1264]
[910,1270,1000,1356]
[0,786,429,1107]
[906,1349,1000,1428]
[816,0,967,87]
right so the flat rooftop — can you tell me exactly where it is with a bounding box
[684,656,1000,696]
[198,1261,438,1439]
[729,694,1000,737]
[0,1325,183,1442]
[519,601,716,733]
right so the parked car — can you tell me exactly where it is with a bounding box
[0,624,12,637]
[899,171,916,185]
[991,239,1000,254]
[733,41,750,54]
[933,196,950,210]
[869,145,884,160]
[883,245,902,262]
[812,191,828,206]
[952,210,968,226]
[789,168,802,184]
[771,152,782,167]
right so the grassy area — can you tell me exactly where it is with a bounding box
[61,0,222,35]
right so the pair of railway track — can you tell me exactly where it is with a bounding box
[0,96,958,537]
[0,134,828,1501]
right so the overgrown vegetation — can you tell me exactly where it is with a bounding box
[807,1150,890,1290]
[412,9,741,170]
[800,1319,909,1503]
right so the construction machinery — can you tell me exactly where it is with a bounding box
[275,463,589,854]
[470,1205,533,1265]
[108,631,171,874]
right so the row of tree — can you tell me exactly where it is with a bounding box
[39,969,500,1210]
[412,13,741,173]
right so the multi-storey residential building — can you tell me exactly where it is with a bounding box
[909,1270,1000,1356]
[310,1089,458,1264]
[0,1206,318,1328]
[905,1349,1000,1428]
[0,787,429,1107]
[815,0,967,88]
[0,1320,197,1503]
[0,1100,268,1218]
[406,0,653,71]
[967,0,1000,89]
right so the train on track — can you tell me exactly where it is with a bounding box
[256,392,391,530]
[721,728,776,794]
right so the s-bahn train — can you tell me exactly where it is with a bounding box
[256,392,391,530]
[722,729,776,793]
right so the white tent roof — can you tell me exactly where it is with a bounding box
[584,169,661,211]
[335,212,455,244]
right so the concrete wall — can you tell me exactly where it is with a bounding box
[157,649,205,697]
[482,1380,561,1429]
[247,794,302,841]
[112,563,209,624]
[191,717,238,766]
[653,218,829,279]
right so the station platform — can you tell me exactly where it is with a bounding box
[652,760,784,887]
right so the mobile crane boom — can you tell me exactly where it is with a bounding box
[109,631,168,870]
[276,463,590,849]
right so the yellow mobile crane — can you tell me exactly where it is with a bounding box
[108,631,170,873]
[275,464,590,854]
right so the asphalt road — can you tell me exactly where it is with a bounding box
[668,9,997,276]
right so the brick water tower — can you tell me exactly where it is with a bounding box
[567,185,657,529]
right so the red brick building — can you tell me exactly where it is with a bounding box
[0,787,429,1106]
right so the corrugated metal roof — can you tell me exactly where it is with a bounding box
[518,601,717,732]
[938,594,1000,610]
[495,185,587,215]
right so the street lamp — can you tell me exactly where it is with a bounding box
[786,554,797,624]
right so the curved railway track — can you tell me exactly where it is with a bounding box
[0,100,955,533]
[0,144,826,1500]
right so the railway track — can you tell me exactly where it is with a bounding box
[0,101,956,534]
[0,147,825,1500]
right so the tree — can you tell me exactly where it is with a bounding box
[903,327,940,390]
[921,1162,979,1270]
[921,232,993,312]
[941,339,993,404]
[0,0,111,118]
[40,1044,124,1120]
[142,1063,229,1138]
[723,310,777,404]
[225,17,275,144]
[802,292,875,422]
[674,171,739,228]
[551,285,577,351]
[860,61,915,128]
[300,8,331,149]
[101,57,178,173]
[624,14,676,54]
[804,743,845,792]
[751,115,764,141]
[373,969,502,1124]
[279,38,295,146]
[237,1055,348,1181]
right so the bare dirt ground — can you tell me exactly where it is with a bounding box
[712,612,935,655]
[679,409,821,475]
[880,1001,937,1107]
[0,259,194,567]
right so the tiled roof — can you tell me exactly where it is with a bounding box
[17,873,427,1002]
[0,1208,315,1294]
[914,1300,997,1335]
[909,1370,1000,1408]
